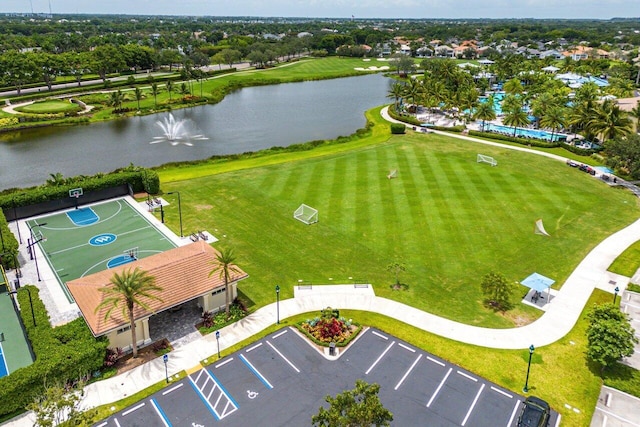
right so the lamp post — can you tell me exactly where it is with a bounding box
[27,222,47,261]
[523,344,535,393]
[9,288,36,327]
[215,330,220,359]
[167,192,183,238]
[275,285,280,325]
[26,236,46,282]
[613,286,620,304]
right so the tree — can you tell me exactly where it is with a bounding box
[389,54,415,76]
[28,381,96,427]
[166,80,174,102]
[587,100,633,142]
[480,272,513,311]
[605,134,640,178]
[150,82,159,107]
[539,105,567,141]
[586,303,637,374]
[95,267,162,358]
[473,96,496,131]
[209,247,241,319]
[312,380,393,427]
[386,261,406,287]
[219,48,242,68]
[502,104,530,137]
[134,87,143,110]
[387,82,405,110]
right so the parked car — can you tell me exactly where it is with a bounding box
[566,160,578,167]
[517,396,550,427]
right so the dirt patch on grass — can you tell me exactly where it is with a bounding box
[194,204,213,210]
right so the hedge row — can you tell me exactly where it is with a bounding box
[0,286,108,418]
[468,129,558,148]
[0,167,159,210]
[0,209,19,269]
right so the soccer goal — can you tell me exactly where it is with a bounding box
[294,204,318,225]
[387,169,398,179]
[534,219,550,237]
[477,154,497,167]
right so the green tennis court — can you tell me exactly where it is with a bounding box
[0,268,33,378]
[27,198,177,302]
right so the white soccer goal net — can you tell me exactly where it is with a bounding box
[294,204,318,225]
[387,169,397,179]
[534,219,550,236]
[477,154,497,167]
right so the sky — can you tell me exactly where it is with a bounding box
[2,0,639,20]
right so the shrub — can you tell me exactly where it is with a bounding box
[103,347,124,368]
[0,286,108,418]
[390,123,406,134]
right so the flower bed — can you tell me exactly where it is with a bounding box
[296,307,362,347]
[196,300,248,335]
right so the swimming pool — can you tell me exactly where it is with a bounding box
[485,123,567,142]
[594,166,614,174]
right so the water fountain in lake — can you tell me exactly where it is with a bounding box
[150,113,208,146]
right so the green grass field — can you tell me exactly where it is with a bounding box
[16,100,81,114]
[159,130,640,328]
[27,199,176,302]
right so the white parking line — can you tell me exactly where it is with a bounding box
[272,329,288,339]
[95,422,108,427]
[461,383,485,426]
[365,341,395,375]
[426,356,445,367]
[490,386,512,399]
[215,357,234,368]
[246,342,263,352]
[398,343,416,353]
[266,340,300,373]
[427,367,452,407]
[507,401,521,427]
[457,370,478,382]
[114,419,122,427]
[394,354,422,390]
[194,369,204,382]
[371,330,388,340]
[122,402,145,416]
[162,383,184,395]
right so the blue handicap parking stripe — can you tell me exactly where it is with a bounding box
[207,370,240,409]
[188,378,221,421]
[150,398,172,427]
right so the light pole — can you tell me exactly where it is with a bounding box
[26,236,46,282]
[275,285,280,324]
[27,222,47,261]
[613,286,620,304]
[523,344,535,393]
[215,330,220,359]
[167,192,183,238]
[9,288,36,327]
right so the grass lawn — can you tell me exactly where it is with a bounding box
[608,239,640,278]
[158,123,639,329]
[16,99,81,114]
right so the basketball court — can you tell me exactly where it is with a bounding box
[26,196,177,303]
[0,268,34,378]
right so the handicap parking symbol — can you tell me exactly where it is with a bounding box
[247,390,259,399]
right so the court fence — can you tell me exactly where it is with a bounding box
[3,183,133,222]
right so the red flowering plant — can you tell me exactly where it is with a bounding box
[298,307,361,346]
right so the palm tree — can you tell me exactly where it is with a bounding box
[503,105,530,138]
[630,105,640,133]
[166,80,174,102]
[473,97,496,132]
[108,90,124,110]
[539,105,568,142]
[150,83,159,108]
[387,82,405,111]
[587,100,633,142]
[503,78,524,96]
[208,248,240,319]
[95,267,162,358]
[134,87,143,111]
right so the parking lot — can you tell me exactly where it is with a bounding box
[95,328,559,426]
